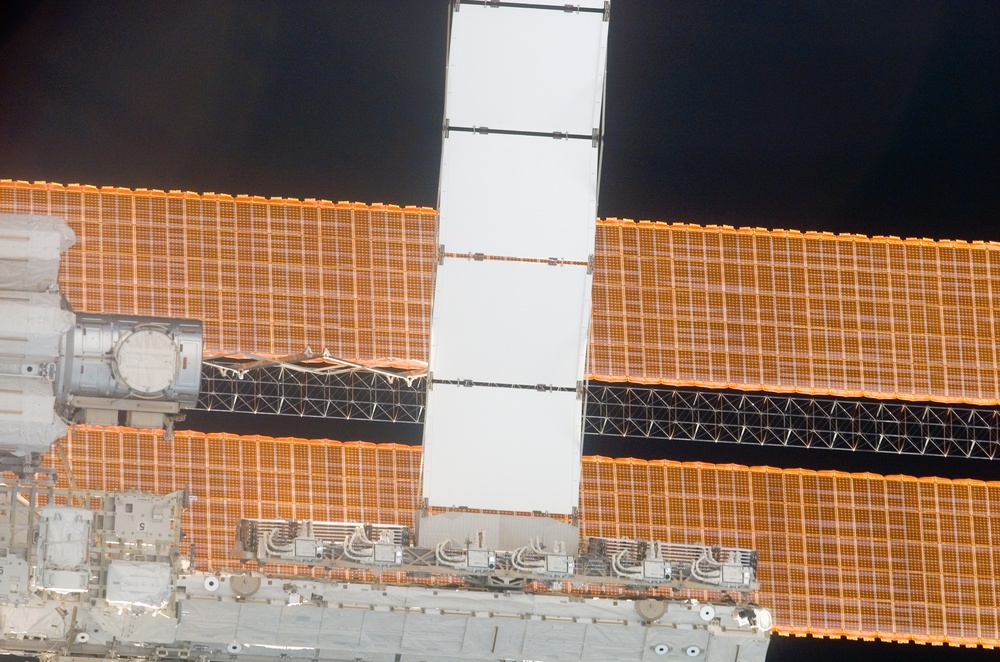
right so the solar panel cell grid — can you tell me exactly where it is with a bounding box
[1,181,435,368]
[6,180,1000,403]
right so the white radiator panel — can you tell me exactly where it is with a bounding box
[446,4,608,134]
[422,383,583,514]
[423,2,608,515]
[430,259,591,386]
[438,131,599,260]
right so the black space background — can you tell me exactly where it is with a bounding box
[1,3,999,660]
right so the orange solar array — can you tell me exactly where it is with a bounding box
[0,180,435,369]
[594,219,1000,405]
[46,428,1000,648]
[5,179,1000,405]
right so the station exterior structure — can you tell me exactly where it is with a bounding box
[4,178,1000,648]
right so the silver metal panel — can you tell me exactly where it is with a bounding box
[401,614,467,655]
[175,599,239,641]
[438,131,598,259]
[236,603,281,645]
[276,605,324,647]
[316,609,365,649]
[113,493,179,544]
[14,565,770,661]
[0,554,28,604]
[522,620,588,660]
[461,618,527,658]
[359,611,406,651]
[417,511,579,550]
[581,623,646,661]
[58,314,202,405]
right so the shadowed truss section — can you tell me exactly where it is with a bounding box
[586,384,1000,459]
[196,365,1000,459]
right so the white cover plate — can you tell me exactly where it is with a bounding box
[115,329,179,393]
[438,131,598,259]
[446,4,608,133]
[0,375,67,455]
[105,560,172,609]
[421,383,582,514]
[488,0,606,7]
[430,258,591,386]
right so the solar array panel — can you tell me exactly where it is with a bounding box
[594,220,1000,405]
[46,427,1000,648]
[4,180,1000,404]
[0,180,434,368]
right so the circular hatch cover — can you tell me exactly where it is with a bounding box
[114,328,179,394]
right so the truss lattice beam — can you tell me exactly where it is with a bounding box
[197,365,425,423]
[585,384,1000,459]
[196,366,1000,459]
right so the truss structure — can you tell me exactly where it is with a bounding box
[197,363,425,423]
[586,384,1000,459]
[196,364,1000,459]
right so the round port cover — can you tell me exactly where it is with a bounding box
[115,329,178,394]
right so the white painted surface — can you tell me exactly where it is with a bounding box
[430,258,591,386]
[106,560,173,608]
[0,214,76,292]
[421,383,582,513]
[115,329,179,394]
[0,375,67,455]
[38,507,92,570]
[446,4,608,134]
[422,0,609,517]
[0,291,75,358]
[438,131,598,260]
